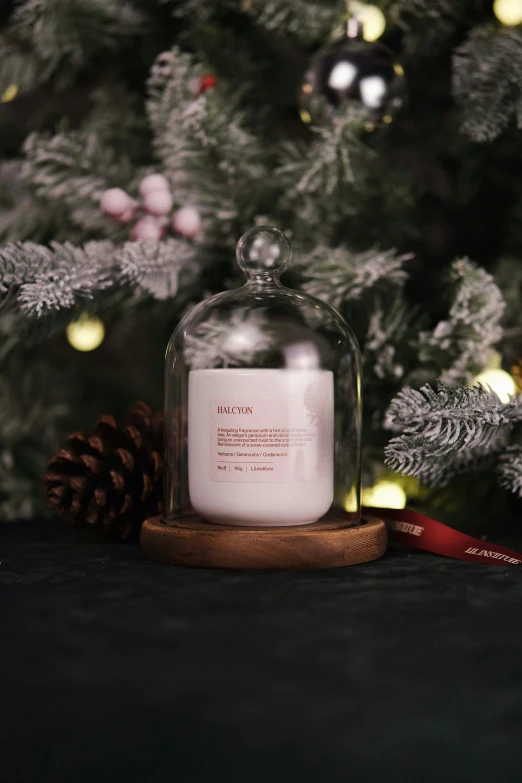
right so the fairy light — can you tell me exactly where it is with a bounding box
[350,1,386,42]
[493,0,522,26]
[66,315,105,352]
[473,368,516,403]
[1,84,18,103]
[362,480,407,509]
[344,488,359,513]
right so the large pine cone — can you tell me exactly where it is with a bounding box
[45,401,163,539]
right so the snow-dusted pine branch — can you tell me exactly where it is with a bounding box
[278,113,372,196]
[498,445,522,498]
[244,0,347,44]
[21,130,133,239]
[0,0,144,95]
[0,161,54,243]
[1,237,200,320]
[417,258,505,384]
[298,245,410,311]
[11,241,116,316]
[0,356,70,520]
[277,112,374,235]
[116,238,200,300]
[385,382,522,486]
[453,25,522,142]
[364,294,417,383]
[183,308,271,369]
[147,47,268,226]
[392,0,479,53]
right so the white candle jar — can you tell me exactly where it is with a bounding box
[164,227,361,527]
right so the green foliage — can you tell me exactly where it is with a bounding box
[82,85,150,160]
[116,238,200,300]
[385,382,522,486]
[147,47,269,234]
[453,25,522,142]
[244,0,348,44]
[0,0,144,95]
[364,294,418,385]
[391,0,485,53]
[0,357,70,520]
[0,237,201,335]
[21,130,134,240]
[16,241,117,317]
[498,445,522,498]
[298,244,410,311]
[0,161,55,243]
[277,111,374,242]
[416,258,505,385]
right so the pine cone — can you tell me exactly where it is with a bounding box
[45,401,163,539]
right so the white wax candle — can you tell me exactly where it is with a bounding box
[188,369,334,526]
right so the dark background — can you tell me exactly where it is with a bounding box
[3,520,522,782]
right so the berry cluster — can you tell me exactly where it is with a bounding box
[100,174,201,241]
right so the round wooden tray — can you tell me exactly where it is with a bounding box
[140,513,387,570]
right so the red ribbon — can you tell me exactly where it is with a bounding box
[363,506,522,566]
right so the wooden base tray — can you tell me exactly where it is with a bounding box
[140,513,387,570]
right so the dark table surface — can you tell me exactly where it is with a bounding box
[2,520,522,783]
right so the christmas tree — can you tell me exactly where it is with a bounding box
[2,0,522,528]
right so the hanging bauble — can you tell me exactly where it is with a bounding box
[299,19,405,129]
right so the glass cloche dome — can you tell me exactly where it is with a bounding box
[164,227,361,527]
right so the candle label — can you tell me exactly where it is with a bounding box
[209,395,325,483]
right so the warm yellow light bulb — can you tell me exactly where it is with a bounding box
[362,480,407,509]
[351,2,386,41]
[1,84,18,103]
[344,488,359,513]
[473,368,516,403]
[493,0,522,26]
[66,315,105,352]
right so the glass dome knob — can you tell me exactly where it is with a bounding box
[236,226,291,280]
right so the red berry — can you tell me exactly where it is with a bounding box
[198,74,217,95]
